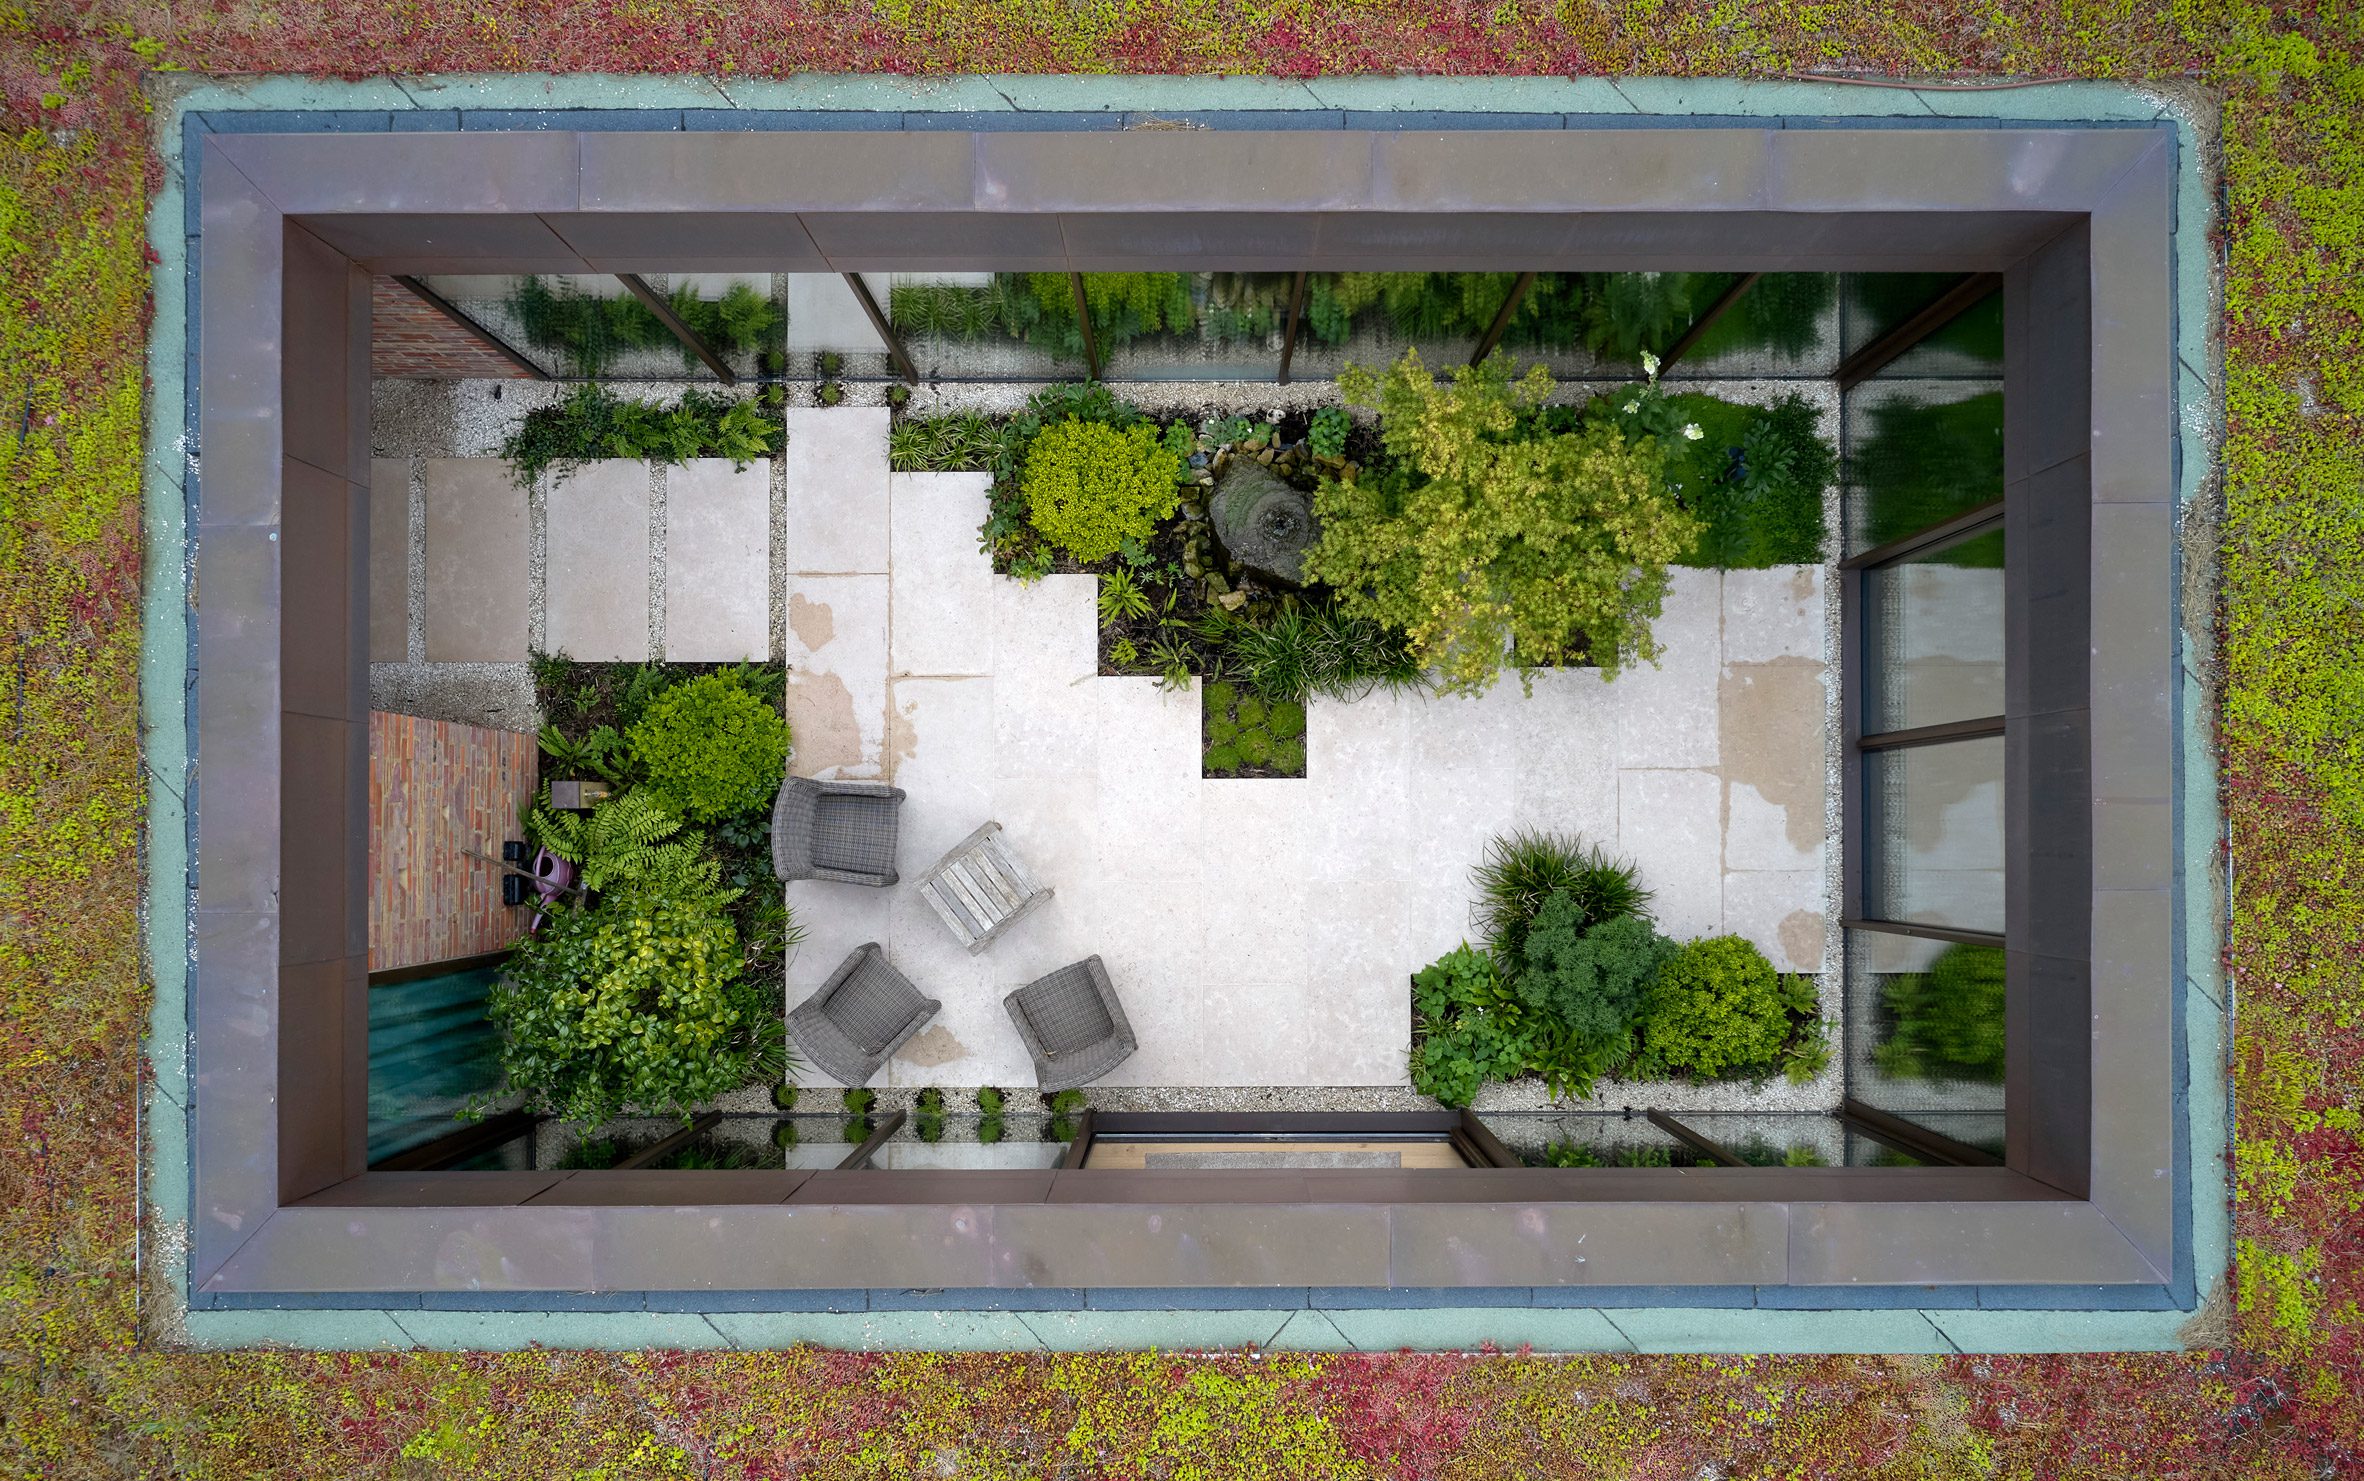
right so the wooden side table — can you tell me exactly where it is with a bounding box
[915,821,1052,954]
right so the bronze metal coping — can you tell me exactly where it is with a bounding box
[184,121,2187,1300]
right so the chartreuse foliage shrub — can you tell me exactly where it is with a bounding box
[489,861,787,1124]
[625,670,791,822]
[1307,350,1698,693]
[1633,934,1806,1081]
[1020,416,1185,564]
[1874,941,2007,1083]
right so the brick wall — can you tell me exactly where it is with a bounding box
[368,710,540,972]
[372,276,541,380]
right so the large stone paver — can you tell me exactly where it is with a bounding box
[1618,768,1724,943]
[368,458,411,663]
[422,458,528,662]
[889,473,993,676]
[784,408,890,574]
[664,459,771,661]
[1614,566,1721,769]
[545,461,651,662]
[784,573,888,779]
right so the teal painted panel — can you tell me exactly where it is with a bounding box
[367,964,505,1163]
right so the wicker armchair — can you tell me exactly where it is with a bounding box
[1003,955,1137,1092]
[788,943,940,1086]
[772,774,905,887]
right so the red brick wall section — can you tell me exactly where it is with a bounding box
[371,276,540,380]
[368,710,540,972]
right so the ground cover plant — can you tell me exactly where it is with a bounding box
[6,7,2362,1476]
[1412,832,1826,1104]
[1201,678,1307,778]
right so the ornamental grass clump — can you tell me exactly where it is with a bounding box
[1020,416,1185,564]
[1471,829,1651,968]
[625,671,791,823]
[1305,349,1699,693]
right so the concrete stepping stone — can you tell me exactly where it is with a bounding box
[546,461,650,662]
[422,458,527,662]
[664,458,771,661]
[889,472,993,677]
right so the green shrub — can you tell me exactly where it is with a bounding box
[843,1087,875,1114]
[1204,742,1243,774]
[1268,700,1306,741]
[1308,405,1351,459]
[1234,694,1267,729]
[525,791,705,894]
[502,383,781,487]
[1205,713,1240,748]
[1203,680,1237,711]
[1235,729,1272,768]
[1874,942,2006,1083]
[1666,393,1834,569]
[1634,935,1793,1079]
[1515,904,1680,1097]
[976,1086,1006,1114]
[1306,350,1698,692]
[626,672,791,823]
[1471,830,1650,967]
[1270,737,1306,774]
[488,869,783,1124]
[1409,945,1537,1108]
[1020,417,1185,563]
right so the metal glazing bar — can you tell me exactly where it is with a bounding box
[1058,1108,1097,1170]
[1071,271,1101,380]
[611,1111,724,1171]
[616,272,737,385]
[1840,500,2005,571]
[1840,916,2007,949]
[835,1110,908,1171]
[1839,1099,2004,1168]
[1660,272,1763,372]
[1277,271,1309,385]
[844,272,919,385]
[1469,271,1538,366]
[391,275,552,381]
[1857,714,2007,752]
[1455,1108,1523,1168]
[1834,272,2002,390]
[1646,1110,1749,1168]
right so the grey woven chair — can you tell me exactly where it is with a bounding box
[772,774,905,886]
[788,942,940,1087]
[1003,955,1137,1092]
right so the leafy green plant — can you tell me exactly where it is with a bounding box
[1408,945,1535,1109]
[525,791,705,894]
[976,1086,1006,1114]
[977,1116,1006,1145]
[1874,942,2006,1083]
[815,381,845,407]
[772,1119,800,1150]
[1669,393,1834,568]
[1633,935,1794,1080]
[843,1087,876,1115]
[507,277,781,376]
[487,868,788,1125]
[625,671,791,823]
[914,1087,945,1142]
[501,383,783,487]
[1202,676,1305,778]
[889,412,1003,472]
[1307,406,1351,460]
[1098,567,1152,627]
[1514,904,1681,1098]
[1267,700,1305,741]
[1020,417,1185,564]
[1045,1089,1087,1115]
[1306,350,1699,692]
[770,1083,799,1112]
[535,721,631,787]
[1471,830,1650,968]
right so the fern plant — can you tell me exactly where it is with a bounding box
[528,792,707,894]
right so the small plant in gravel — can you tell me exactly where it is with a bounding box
[842,1087,875,1115]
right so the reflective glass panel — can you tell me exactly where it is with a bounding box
[1862,526,2006,732]
[1862,737,2005,934]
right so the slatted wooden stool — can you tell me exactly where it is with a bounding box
[914,821,1051,954]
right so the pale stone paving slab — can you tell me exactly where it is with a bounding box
[1723,870,1827,972]
[421,458,528,662]
[1617,768,1724,942]
[544,461,651,661]
[368,458,412,663]
[1614,567,1722,769]
[663,459,771,661]
[783,408,890,574]
[1722,566,1823,665]
[889,472,994,676]
[783,573,888,779]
